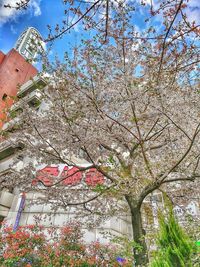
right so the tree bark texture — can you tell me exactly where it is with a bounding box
[126,196,149,266]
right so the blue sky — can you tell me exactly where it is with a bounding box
[0,0,200,62]
[0,0,86,61]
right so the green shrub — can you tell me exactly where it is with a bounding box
[150,209,196,267]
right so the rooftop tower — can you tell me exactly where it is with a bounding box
[14,27,45,61]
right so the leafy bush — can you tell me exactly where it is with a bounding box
[0,222,133,266]
[150,209,197,267]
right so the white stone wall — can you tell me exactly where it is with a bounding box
[4,191,132,243]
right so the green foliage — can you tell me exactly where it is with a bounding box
[150,209,197,267]
[92,184,107,193]
[0,222,133,267]
[111,235,142,260]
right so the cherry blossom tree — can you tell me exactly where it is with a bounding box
[1,0,200,266]
[2,36,199,265]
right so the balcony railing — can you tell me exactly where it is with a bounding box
[17,75,47,98]
[0,190,14,208]
[0,141,24,161]
[11,89,43,111]
[0,190,14,217]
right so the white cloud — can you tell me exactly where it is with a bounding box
[186,0,200,24]
[186,8,199,24]
[138,0,200,24]
[0,0,17,25]
[30,0,41,16]
[10,24,17,34]
[136,0,158,8]
[67,15,81,32]
[188,0,199,8]
[0,0,41,26]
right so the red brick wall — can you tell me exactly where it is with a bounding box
[0,49,38,128]
[0,51,5,65]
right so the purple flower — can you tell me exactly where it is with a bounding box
[116,256,126,264]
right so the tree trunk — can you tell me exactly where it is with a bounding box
[126,196,148,266]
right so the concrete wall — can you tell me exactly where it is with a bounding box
[4,191,133,243]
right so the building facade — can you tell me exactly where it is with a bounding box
[0,48,37,128]
[0,75,133,241]
[14,27,44,61]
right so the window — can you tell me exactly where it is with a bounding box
[2,93,7,101]
[28,98,41,108]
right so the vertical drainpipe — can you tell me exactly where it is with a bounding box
[13,192,26,231]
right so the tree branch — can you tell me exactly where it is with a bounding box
[157,0,184,79]
[161,175,200,184]
[159,121,200,182]
[46,0,102,42]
